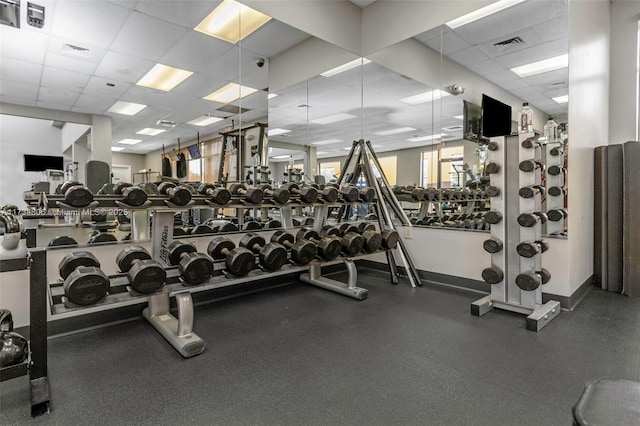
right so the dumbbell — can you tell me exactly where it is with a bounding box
[191,224,213,235]
[88,232,118,244]
[320,186,339,202]
[358,187,375,202]
[270,230,316,265]
[548,186,567,197]
[207,237,255,276]
[393,186,425,201]
[229,183,264,204]
[280,183,317,203]
[113,182,147,207]
[341,223,382,252]
[158,182,192,206]
[259,184,290,204]
[58,180,94,208]
[48,236,78,247]
[295,229,342,260]
[481,265,504,284]
[441,189,454,200]
[166,241,215,285]
[483,238,503,254]
[242,221,263,231]
[484,211,503,225]
[519,185,545,199]
[516,240,549,258]
[485,162,500,175]
[487,141,499,151]
[239,233,288,271]
[116,246,166,293]
[206,220,239,233]
[521,137,540,149]
[547,208,568,222]
[519,160,545,173]
[425,188,439,201]
[327,183,359,202]
[549,147,564,156]
[548,165,567,176]
[197,184,232,205]
[485,186,501,197]
[174,227,188,236]
[515,269,551,291]
[58,251,110,305]
[517,212,547,227]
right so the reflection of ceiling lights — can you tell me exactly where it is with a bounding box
[316,151,328,155]
[136,64,193,91]
[399,89,450,105]
[136,128,166,136]
[267,93,278,99]
[310,113,356,125]
[374,127,416,136]
[188,115,224,126]
[511,54,568,78]
[204,82,258,103]
[454,115,464,120]
[268,128,291,136]
[446,0,525,29]
[194,0,271,44]
[552,95,569,104]
[407,134,445,142]
[312,139,343,145]
[272,154,297,159]
[111,146,124,152]
[118,138,143,145]
[321,58,371,77]
[108,101,147,116]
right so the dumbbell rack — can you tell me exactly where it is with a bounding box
[36,191,395,359]
[471,133,560,331]
[544,142,567,235]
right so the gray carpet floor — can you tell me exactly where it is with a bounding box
[2,268,639,425]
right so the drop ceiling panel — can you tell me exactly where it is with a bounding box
[532,15,568,43]
[38,86,80,106]
[110,11,189,62]
[83,76,132,98]
[160,31,234,73]
[44,53,100,75]
[38,100,81,110]
[466,59,505,76]
[41,66,91,92]
[0,28,50,63]
[74,93,118,111]
[448,47,490,66]
[94,51,156,84]
[51,1,131,49]
[423,29,470,55]
[133,0,219,29]
[240,20,310,58]
[171,72,229,99]
[521,68,568,86]
[0,96,38,107]
[493,38,568,69]
[0,81,40,99]
[0,58,43,85]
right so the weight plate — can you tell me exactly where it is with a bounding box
[179,253,214,285]
[128,260,166,294]
[63,266,109,306]
[482,266,504,284]
[516,242,539,258]
[515,272,541,291]
[167,240,197,265]
[259,243,288,271]
[116,246,151,272]
[226,248,255,276]
[59,251,100,279]
[381,230,399,249]
[291,240,316,265]
[483,238,503,254]
[318,237,342,260]
[208,237,235,260]
[48,236,78,247]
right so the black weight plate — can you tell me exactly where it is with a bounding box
[359,187,375,202]
[341,186,359,202]
[487,141,499,151]
[517,213,537,227]
[548,186,564,197]
[381,230,399,249]
[483,238,503,254]
[242,221,263,231]
[322,187,338,202]
[191,224,213,235]
[482,266,504,284]
[516,272,541,291]
[116,246,150,272]
[518,160,536,172]
[271,230,294,246]
[59,251,100,279]
[298,186,317,203]
[170,187,192,205]
[63,266,109,306]
[411,188,426,201]
[342,232,364,256]
[167,240,197,265]
[484,211,503,225]
[485,186,501,197]
[198,183,215,194]
[179,253,214,285]
[548,209,566,221]
[244,187,264,204]
[174,227,188,236]
[128,260,166,294]
[317,237,342,260]
[48,236,78,247]
[259,243,288,271]
[226,248,255,276]
[516,242,539,258]
[208,237,235,259]
[548,165,563,176]
[319,225,340,238]
[519,187,536,198]
[60,181,81,193]
[240,233,266,253]
[157,182,175,194]
[362,230,382,252]
[357,222,375,233]
[296,228,318,242]
[539,268,551,284]
[218,222,239,233]
[271,188,290,204]
[89,233,118,244]
[263,220,281,229]
[122,187,147,207]
[211,188,232,205]
[291,240,316,265]
[66,186,93,208]
[537,240,549,253]
[485,162,500,175]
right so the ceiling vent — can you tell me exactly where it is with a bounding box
[547,81,568,88]
[62,43,90,58]
[217,105,250,114]
[156,120,176,128]
[492,36,525,53]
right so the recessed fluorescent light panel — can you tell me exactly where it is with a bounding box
[310,113,356,125]
[107,101,147,116]
[321,58,371,77]
[272,155,293,159]
[204,82,258,103]
[312,139,343,145]
[511,54,569,78]
[118,138,143,145]
[374,127,416,136]
[136,64,193,92]
[267,93,278,99]
[400,89,450,105]
[267,128,291,136]
[407,134,445,142]
[552,95,569,104]
[136,128,166,136]
[194,0,271,44]
[454,115,464,120]
[188,115,224,126]
[111,146,124,152]
[446,0,525,29]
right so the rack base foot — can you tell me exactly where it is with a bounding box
[471,296,561,332]
[300,260,368,300]
[470,295,494,317]
[30,376,50,417]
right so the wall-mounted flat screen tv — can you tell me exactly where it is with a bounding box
[24,155,64,172]
[481,94,512,138]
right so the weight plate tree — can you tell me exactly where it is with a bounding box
[471,132,560,332]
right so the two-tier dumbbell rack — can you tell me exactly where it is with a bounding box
[471,133,561,331]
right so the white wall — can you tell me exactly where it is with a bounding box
[567,0,611,293]
[609,0,640,144]
[112,152,146,176]
[0,115,62,207]
[61,123,91,152]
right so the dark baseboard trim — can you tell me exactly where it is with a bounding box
[543,274,594,311]
[357,260,592,311]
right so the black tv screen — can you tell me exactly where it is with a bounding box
[463,100,482,142]
[187,144,201,160]
[24,155,64,172]
[481,94,512,138]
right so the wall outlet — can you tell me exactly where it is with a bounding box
[404,227,413,239]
